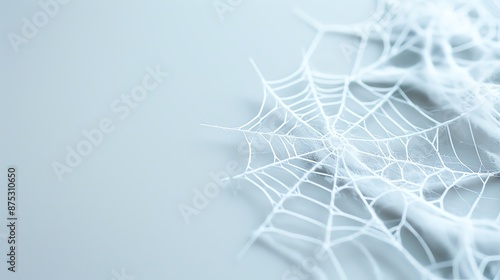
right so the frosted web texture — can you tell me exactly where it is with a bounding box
[228,0,500,279]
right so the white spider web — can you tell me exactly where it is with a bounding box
[216,0,500,279]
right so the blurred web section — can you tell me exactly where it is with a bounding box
[211,0,500,279]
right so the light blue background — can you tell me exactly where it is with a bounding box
[0,1,376,279]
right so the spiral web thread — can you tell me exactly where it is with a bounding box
[220,0,500,279]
